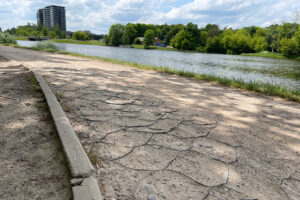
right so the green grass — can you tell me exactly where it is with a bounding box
[241,51,300,60]
[34,41,59,52]
[132,44,179,51]
[87,147,100,165]
[2,43,299,103]
[27,75,38,85]
[15,36,28,40]
[49,39,106,46]
[132,44,200,53]
[0,32,17,44]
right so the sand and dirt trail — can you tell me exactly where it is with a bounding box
[1,46,299,199]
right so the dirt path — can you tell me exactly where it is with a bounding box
[0,56,71,200]
[1,46,300,200]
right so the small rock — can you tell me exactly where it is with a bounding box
[25,103,31,106]
[144,185,154,195]
[70,178,83,186]
[147,194,158,200]
[80,132,89,138]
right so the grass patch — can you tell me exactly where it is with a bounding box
[0,32,17,44]
[4,44,300,103]
[55,92,64,99]
[15,36,28,41]
[28,75,38,85]
[49,39,106,46]
[34,41,58,51]
[61,103,72,112]
[131,44,195,52]
[87,147,100,166]
[241,51,300,60]
[27,74,42,92]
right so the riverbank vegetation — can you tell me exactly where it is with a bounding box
[0,32,16,44]
[3,23,95,41]
[241,51,300,60]
[34,41,58,52]
[104,22,300,58]
[3,42,298,102]
[50,39,105,46]
[4,23,67,39]
[2,21,300,58]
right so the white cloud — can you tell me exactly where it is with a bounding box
[0,0,299,33]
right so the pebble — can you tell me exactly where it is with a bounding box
[147,194,158,200]
[144,184,154,195]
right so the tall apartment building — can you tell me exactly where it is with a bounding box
[37,5,66,31]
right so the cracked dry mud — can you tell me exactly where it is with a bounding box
[1,46,300,200]
[0,57,71,200]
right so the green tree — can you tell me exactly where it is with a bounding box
[103,34,110,45]
[278,23,299,39]
[41,26,48,36]
[205,24,220,38]
[134,38,140,44]
[280,38,298,56]
[72,31,89,40]
[293,27,300,55]
[144,29,155,48]
[171,23,200,50]
[121,31,130,45]
[206,36,224,53]
[155,28,163,39]
[171,30,186,49]
[124,23,137,44]
[108,24,124,46]
[266,25,280,53]
[164,24,183,44]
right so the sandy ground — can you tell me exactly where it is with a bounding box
[1,46,300,200]
[0,55,71,200]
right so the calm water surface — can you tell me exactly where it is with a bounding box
[18,40,300,91]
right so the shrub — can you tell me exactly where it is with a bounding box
[34,41,58,51]
[134,38,140,44]
[280,38,298,57]
[0,32,17,44]
[72,31,90,41]
[196,46,206,53]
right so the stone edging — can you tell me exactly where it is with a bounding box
[33,71,103,200]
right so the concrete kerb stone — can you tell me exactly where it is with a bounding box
[33,71,102,200]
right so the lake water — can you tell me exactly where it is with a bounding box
[17,40,300,91]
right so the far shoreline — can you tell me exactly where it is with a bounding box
[15,37,300,61]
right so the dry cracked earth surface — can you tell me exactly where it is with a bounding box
[0,55,71,200]
[1,46,300,200]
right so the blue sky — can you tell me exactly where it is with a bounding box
[0,0,299,34]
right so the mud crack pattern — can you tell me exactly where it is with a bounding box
[1,47,299,200]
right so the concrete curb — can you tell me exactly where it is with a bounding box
[33,71,102,200]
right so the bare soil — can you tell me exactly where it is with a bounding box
[1,46,300,200]
[0,56,71,200]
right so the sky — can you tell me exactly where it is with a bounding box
[0,0,299,34]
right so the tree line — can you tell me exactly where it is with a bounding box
[2,23,90,41]
[1,21,300,57]
[104,22,300,57]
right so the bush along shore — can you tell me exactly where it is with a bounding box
[0,32,17,44]
[2,41,298,103]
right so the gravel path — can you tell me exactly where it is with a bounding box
[1,46,300,200]
[0,56,71,200]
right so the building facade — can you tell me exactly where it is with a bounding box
[37,5,66,31]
